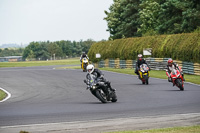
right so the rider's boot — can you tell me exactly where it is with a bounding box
[173,82,175,86]
[106,81,116,91]
[182,74,185,81]
[168,77,172,82]
[110,87,116,91]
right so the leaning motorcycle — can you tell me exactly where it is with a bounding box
[81,57,89,72]
[138,64,150,84]
[166,66,184,91]
[84,74,117,103]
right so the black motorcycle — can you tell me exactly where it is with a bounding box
[84,74,117,103]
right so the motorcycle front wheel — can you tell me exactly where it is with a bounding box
[146,78,149,85]
[83,64,87,72]
[95,89,107,103]
[176,79,184,91]
[143,75,149,85]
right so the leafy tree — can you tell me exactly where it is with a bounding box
[23,42,41,60]
[138,0,160,36]
[104,0,123,39]
[0,48,24,57]
[119,0,141,37]
[104,0,200,38]
[47,43,64,59]
[158,0,200,34]
[80,39,95,54]
[27,50,35,60]
[22,40,95,60]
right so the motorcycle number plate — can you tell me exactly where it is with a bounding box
[143,73,147,75]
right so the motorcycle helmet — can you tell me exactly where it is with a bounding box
[168,58,173,66]
[87,64,94,74]
[82,52,86,57]
[138,54,143,61]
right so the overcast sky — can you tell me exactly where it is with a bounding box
[0,0,113,45]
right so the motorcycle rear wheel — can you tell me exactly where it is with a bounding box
[111,92,117,102]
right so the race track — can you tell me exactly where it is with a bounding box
[0,66,200,131]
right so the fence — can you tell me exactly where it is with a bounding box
[94,58,200,76]
[0,56,23,62]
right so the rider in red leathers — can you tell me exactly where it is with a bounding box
[166,59,185,85]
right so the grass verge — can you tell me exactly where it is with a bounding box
[107,125,200,133]
[60,66,200,85]
[0,58,80,68]
[0,89,7,101]
[99,68,200,85]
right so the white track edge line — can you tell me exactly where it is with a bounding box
[0,87,11,103]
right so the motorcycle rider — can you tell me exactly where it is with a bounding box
[80,52,89,63]
[135,54,150,75]
[166,58,185,85]
[86,64,115,92]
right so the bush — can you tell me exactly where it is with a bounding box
[88,33,200,63]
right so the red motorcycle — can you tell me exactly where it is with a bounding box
[166,66,184,91]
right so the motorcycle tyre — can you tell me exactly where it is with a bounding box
[176,79,184,91]
[95,90,107,103]
[146,78,149,85]
[143,75,149,85]
[111,91,117,102]
[82,64,87,72]
[84,64,87,72]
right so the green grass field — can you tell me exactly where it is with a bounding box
[107,125,200,133]
[0,58,80,68]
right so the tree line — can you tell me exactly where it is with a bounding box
[0,39,95,61]
[104,0,200,40]
[0,48,24,57]
[22,39,95,60]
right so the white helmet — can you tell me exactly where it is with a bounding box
[138,54,143,58]
[87,64,94,74]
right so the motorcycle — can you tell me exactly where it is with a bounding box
[138,64,150,84]
[81,57,89,72]
[166,66,184,91]
[84,74,117,103]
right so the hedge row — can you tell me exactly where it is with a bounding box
[88,33,200,63]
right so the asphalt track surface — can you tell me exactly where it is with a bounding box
[0,66,200,132]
